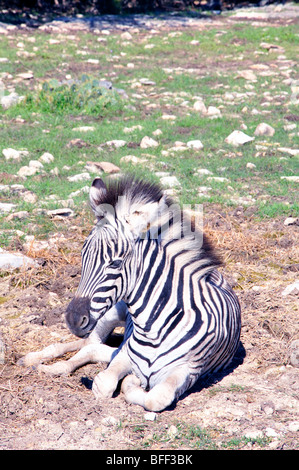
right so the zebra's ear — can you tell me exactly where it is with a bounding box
[89,178,108,216]
[123,196,168,238]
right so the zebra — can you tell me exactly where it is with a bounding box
[20,176,241,411]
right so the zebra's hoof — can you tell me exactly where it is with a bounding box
[92,371,117,400]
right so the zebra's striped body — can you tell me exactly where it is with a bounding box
[65,177,241,411]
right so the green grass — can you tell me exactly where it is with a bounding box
[0,19,298,245]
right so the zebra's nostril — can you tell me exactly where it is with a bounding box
[80,315,89,329]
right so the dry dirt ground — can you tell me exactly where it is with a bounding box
[0,207,298,450]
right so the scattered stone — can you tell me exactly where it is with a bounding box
[0,251,38,270]
[283,216,299,226]
[6,211,29,221]
[167,425,179,438]
[139,78,156,86]
[289,340,299,368]
[244,430,263,440]
[280,176,299,183]
[72,126,95,132]
[23,191,38,204]
[16,72,34,80]
[225,130,255,147]
[161,114,176,121]
[47,208,75,218]
[123,125,143,133]
[288,422,299,432]
[160,176,181,188]
[39,152,54,164]
[140,136,159,148]
[2,148,23,162]
[94,161,120,174]
[29,160,44,170]
[193,100,207,114]
[120,155,147,165]
[144,412,157,421]
[246,162,256,169]
[207,106,222,118]
[195,168,213,176]
[101,416,119,427]
[277,147,299,157]
[17,166,39,178]
[1,92,24,109]
[67,173,91,182]
[67,139,88,149]
[236,70,257,81]
[207,176,230,183]
[281,281,299,297]
[0,202,17,213]
[187,140,204,150]
[152,129,162,136]
[254,123,275,137]
[106,140,127,148]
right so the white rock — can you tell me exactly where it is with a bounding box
[236,70,257,81]
[281,281,299,297]
[1,92,24,109]
[152,129,162,136]
[144,412,157,421]
[17,166,38,177]
[244,430,263,440]
[288,422,299,432]
[254,123,275,137]
[120,155,147,165]
[0,202,17,213]
[39,152,54,164]
[207,106,222,118]
[2,148,21,161]
[123,125,143,133]
[29,160,44,169]
[280,176,299,183]
[139,78,156,86]
[106,140,127,148]
[207,176,230,183]
[246,162,256,169]
[161,114,176,121]
[277,147,299,157]
[195,169,213,176]
[0,252,37,270]
[140,136,159,148]
[160,176,181,188]
[47,208,75,218]
[225,130,255,147]
[72,126,95,132]
[283,217,298,226]
[67,173,91,182]
[193,100,207,114]
[187,140,204,150]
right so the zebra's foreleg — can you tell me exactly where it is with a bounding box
[121,366,190,412]
[92,350,132,400]
[37,342,118,376]
[17,338,87,368]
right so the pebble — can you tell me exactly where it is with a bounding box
[244,430,263,440]
[225,130,255,146]
[246,162,256,169]
[254,123,275,136]
[17,165,39,177]
[95,161,120,174]
[106,139,127,148]
[0,251,38,270]
[186,140,204,150]
[283,216,298,226]
[2,148,24,162]
[39,152,54,164]
[144,412,157,421]
[47,208,75,218]
[72,126,95,132]
[289,339,299,368]
[280,176,299,183]
[278,147,299,157]
[288,422,299,432]
[140,136,159,148]
[0,92,24,109]
[0,202,17,213]
[193,100,207,114]
[282,281,299,297]
[67,173,91,182]
[160,176,181,188]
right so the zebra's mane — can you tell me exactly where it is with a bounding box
[92,176,222,271]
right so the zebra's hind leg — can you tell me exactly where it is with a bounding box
[121,366,190,412]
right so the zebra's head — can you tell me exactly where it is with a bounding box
[65,176,167,337]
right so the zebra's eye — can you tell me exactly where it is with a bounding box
[109,259,122,269]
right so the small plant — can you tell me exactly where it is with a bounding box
[21,75,125,116]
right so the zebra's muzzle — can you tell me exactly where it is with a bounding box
[65,296,96,338]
